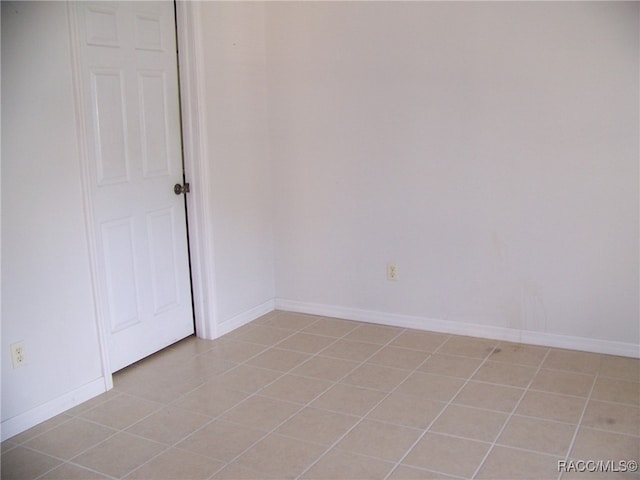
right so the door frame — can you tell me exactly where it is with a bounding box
[68,1,216,389]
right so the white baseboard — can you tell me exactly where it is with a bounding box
[275,298,640,359]
[1,377,108,442]
[216,299,276,338]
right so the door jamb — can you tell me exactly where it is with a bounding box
[67,1,113,388]
[175,1,218,341]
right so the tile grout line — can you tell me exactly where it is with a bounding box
[124,313,324,479]
[28,319,295,480]
[556,362,601,480]
[469,347,554,480]
[294,325,427,480]
[383,337,506,480]
[194,315,382,479]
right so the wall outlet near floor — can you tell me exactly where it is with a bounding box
[10,341,26,368]
[387,263,399,281]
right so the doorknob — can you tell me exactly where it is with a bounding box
[174,183,190,195]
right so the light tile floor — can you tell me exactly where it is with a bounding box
[2,311,639,479]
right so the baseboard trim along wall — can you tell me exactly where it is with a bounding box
[1,377,107,442]
[216,299,276,338]
[274,298,640,359]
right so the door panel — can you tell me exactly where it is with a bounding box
[91,70,129,185]
[146,207,181,313]
[74,1,194,372]
[101,217,140,332]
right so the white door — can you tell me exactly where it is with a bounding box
[73,1,194,372]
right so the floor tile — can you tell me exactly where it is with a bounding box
[403,432,491,478]
[516,390,587,424]
[389,331,449,352]
[199,340,266,364]
[172,354,237,381]
[301,318,360,337]
[275,332,337,354]
[72,432,165,478]
[489,342,549,367]
[125,447,224,479]
[177,420,266,462]
[7,413,72,444]
[113,366,204,404]
[276,407,359,445]
[214,365,283,394]
[430,404,508,442]
[530,368,595,397]
[212,462,276,479]
[418,353,482,379]
[233,325,295,346]
[343,324,402,345]
[396,372,465,402]
[591,376,640,406]
[251,310,282,325]
[453,381,524,413]
[24,417,115,460]
[581,400,640,436]
[367,345,430,370]
[125,406,211,445]
[476,445,562,479]
[368,392,446,429]
[310,383,387,416]
[301,448,394,479]
[320,339,381,362]
[159,335,217,358]
[291,355,359,381]
[570,427,640,461]
[235,433,326,479]
[335,418,422,462]
[216,322,256,341]
[472,361,537,388]
[543,349,601,374]
[222,395,300,431]
[39,462,111,479]
[1,440,17,455]
[260,374,333,404]
[0,446,62,480]
[78,394,161,430]
[65,390,122,416]
[599,355,640,382]
[497,415,577,456]
[245,348,311,372]
[341,363,410,392]
[260,312,320,331]
[173,382,248,417]
[437,336,498,359]
[388,464,461,479]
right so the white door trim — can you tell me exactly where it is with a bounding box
[67,1,113,388]
[175,1,218,340]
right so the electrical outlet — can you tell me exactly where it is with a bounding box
[387,263,399,281]
[10,341,25,368]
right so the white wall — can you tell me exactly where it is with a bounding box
[267,2,639,352]
[1,2,105,438]
[196,2,276,331]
